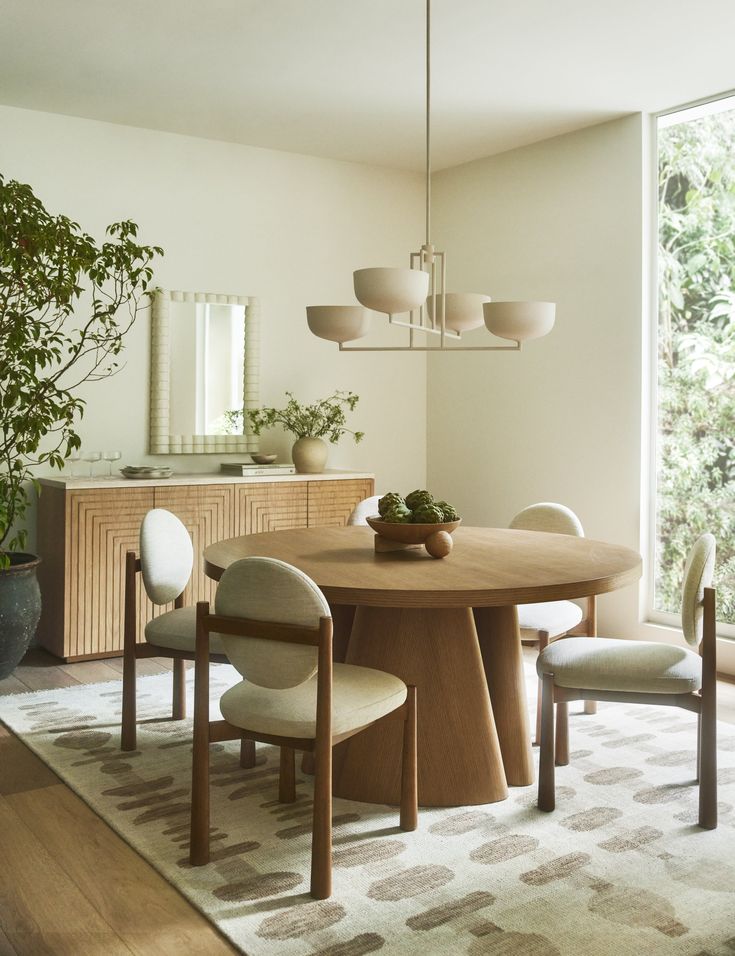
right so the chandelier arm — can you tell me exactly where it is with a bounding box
[338,344,522,352]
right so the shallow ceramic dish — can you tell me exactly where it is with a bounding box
[251,454,277,464]
[120,467,172,480]
[366,515,461,543]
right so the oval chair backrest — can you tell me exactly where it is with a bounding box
[681,533,716,646]
[348,495,382,526]
[140,509,194,606]
[215,557,331,689]
[509,502,584,537]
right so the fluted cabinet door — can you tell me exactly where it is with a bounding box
[234,482,308,535]
[61,487,154,659]
[307,479,375,528]
[153,484,234,611]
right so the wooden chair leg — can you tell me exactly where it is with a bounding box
[696,710,701,784]
[699,698,717,829]
[584,598,597,714]
[240,737,256,769]
[555,701,569,766]
[310,742,333,899]
[400,686,418,831]
[190,607,211,866]
[279,746,296,803]
[172,658,186,720]
[121,648,137,752]
[121,551,137,752]
[698,587,717,830]
[534,631,549,746]
[538,673,556,812]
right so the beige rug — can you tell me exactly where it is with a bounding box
[1,664,734,956]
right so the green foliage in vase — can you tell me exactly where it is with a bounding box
[0,174,163,566]
[245,391,364,444]
[657,111,735,622]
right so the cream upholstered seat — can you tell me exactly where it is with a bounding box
[220,663,406,739]
[537,637,702,695]
[347,494,382,526]
[509,502,593,746]
[537,533,718,830]
[518,601,583,639]
[121,508,232,754]
[190,556,418,900]
[144,607,225,655]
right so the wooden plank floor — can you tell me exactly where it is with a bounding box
[0,649,236,956]
[1,647,734,955]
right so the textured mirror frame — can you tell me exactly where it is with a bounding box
[150,289,260,454]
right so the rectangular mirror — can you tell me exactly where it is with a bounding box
[150,289,260,454]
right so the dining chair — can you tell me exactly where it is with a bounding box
[509,502,596,753]
[537,533,717,829]
[347,494,382,525]
[189,556,418,899]
[120,508,244,758]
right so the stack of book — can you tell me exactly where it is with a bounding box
[220,462,296,477]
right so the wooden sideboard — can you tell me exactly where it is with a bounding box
[36,471,374,661]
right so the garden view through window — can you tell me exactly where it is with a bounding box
[655,96,735,628]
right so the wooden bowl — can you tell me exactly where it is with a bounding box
[366,515,461,542]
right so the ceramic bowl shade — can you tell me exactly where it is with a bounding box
[427,292,492,332]
[306,306,371,343]
[483,301,556,342]
[353,267,430,315]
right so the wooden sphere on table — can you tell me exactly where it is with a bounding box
[425,530,453,558]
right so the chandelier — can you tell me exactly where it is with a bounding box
[306,0,555,352]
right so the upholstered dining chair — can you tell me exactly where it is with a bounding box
[121,509,239,755]
[347,494,382,526]
[537,533,717,829]
[509,502,596,751]
[189,556,418,899]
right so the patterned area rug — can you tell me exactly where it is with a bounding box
[1,665,735,956]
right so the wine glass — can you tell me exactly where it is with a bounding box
[68,449,83,477]
[102,450,122,477]
[83,450,101,478]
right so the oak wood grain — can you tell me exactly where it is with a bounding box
[204,526,642,608]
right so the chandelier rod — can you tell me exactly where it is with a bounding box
[425,0,431,248]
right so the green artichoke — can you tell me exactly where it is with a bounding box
[378,492,406,517]
[382,504,412,523]
[405,489,434,511]
[411,504,445,524]
[435,500,460,522]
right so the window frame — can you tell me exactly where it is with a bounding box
[646,91,735,639]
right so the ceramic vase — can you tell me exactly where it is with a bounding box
[0,553,42,679]
[291,437,328,474]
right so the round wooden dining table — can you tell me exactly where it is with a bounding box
[204,525,641,808]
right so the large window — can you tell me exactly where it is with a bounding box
[653,96,735,631]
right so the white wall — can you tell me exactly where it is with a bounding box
[0,105,428,548]
[429,116,647,636]
[428,113,735,672]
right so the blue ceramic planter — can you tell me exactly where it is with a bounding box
[0,553,41,679]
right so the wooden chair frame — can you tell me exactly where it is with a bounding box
[526,593,598,754]
[120,550,251,760]
[538,587,717,829]
[189,602,418,899]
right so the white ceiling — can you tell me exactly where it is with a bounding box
[2,0,734,171]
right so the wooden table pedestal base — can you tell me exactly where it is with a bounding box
[332,605,510,807]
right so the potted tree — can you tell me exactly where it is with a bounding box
[246,390,364,473]
[0,174,162,678]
